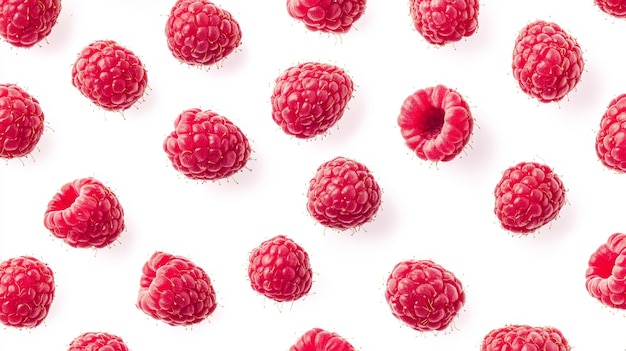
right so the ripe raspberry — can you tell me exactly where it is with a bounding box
[585,233,626,309]
[595,94,626,172]
[595,0,626,18]
[71,39,148,111]
[481,325,571,351]
[163,108,251,181]
[165,0,242,66]
[286,0,366,33]
[136,251,217,326]
[306,156,381,230]
[409,0,479,45]
[290,328,356,351]
[397,84,473,162]
[271,62,354,139]
[512,20,584,103]
[0,0,61,48]
[385,259,465,332]
[494,161,566,234]
[43,177,125,249]
[0,83,45,159]
[248,235,313,302]
[68,332,129,351]
[0,256,55,328]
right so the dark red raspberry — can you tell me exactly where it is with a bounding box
[248,235,313,302]
[136,251,217,326]
[306,156,381,231]
[595,0,626,18]
[595,94,626,172]
[481,325,571,351]
[286,0,366,33]
[385,259,465,332]
[0,256,55,328]
[43,177,125,249]
[165,0,242,66]
[409,0,479,45]
[71,39,148,111]
[68,332,129,351]
[163,108,251,181]
[397,84,473,162]
[290,328,356,351]
[494,161,566,234]
[0,0,61,48]
[512,20,584,103]
[0,83,45,159]
[271,62,354,139]
[585,233,626,309]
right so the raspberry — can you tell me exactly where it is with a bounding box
[385,259,465,332]
[0,0,61,48]
[512,20,584,103]
[163,108,251,181]
[595,94,626,172]
[493,161,566,234]
[71,39,148,111]
[248,235,313,302]
[481,325,571,351]
[165,0,242,66]
[290,328,356,351]
[0,83,45,159]
[136,251,217,326]
[397,84,474,162]
[306,156,381,230]
[271,62,354,139]
[0,256,55,328]
[68,332,129,351]
[43,177,125,249]
[595,0,626,18]
[409,0,479,45]
[585,233,626,309]
[286,0,366,33]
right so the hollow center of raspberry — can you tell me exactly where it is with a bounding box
[56,187,79,210]
[417,107,444,138]
[595,251,618,279]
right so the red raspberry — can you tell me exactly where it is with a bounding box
[306,156,381,231]
[494,161,566,234]
[43,177,125,249]
[0,256,55,328]
[271,62,354,139]
[595,94,626,172]
[163,108,251,181]
[290,328,356,351]
[397,84,474,162]
[286,0,366,34]
[385,259,465,332]
[595,0,626,18]
[481,325,571,351]
[68,332,129,351]
[0,0,61,48]
[0,83,45,159]
[136,251,217,326]
[585,233,626,309]
[512,20,584,103]
[409,0,479,45]
[165,0,242,66]
[248,235,313,302]
[71,39,148,111]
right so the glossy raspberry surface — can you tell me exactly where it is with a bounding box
[0,0,61,47]
[586,233,626,309]
[68,332,129,351]
[481,325,571,351]
[0,83,45,159]
[596,94,626,172]
[409,0,479,45]
[595,0,626,18]
[290,328,356,351]
[287,0,366,33]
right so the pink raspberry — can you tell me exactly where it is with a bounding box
[481,325,571,351]
[0,83,45,159]
[595,94,626,172]
[68,332,129,351]
[290,328,356,351]
[595,0,626,18]
[397,84,474,162]
[0,0,61,48]
[409,0,479,45]
[585,233,626,309]
[287,0,367,33]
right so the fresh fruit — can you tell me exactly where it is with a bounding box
[290,328,356,351]
[248,235,313,302]
[306,156,381,230]
[286,0,367,33]
[0,0,62,48]
[481,324,571,351]
[596,94,626,172]
[397,84,473,162]
[43,177,125,249]
[71,39,148,111]
[0,256,55,328]
[585,232,626,309]
[0,83,45,159]
[512,20,584,103]
[68,332,129,351]
[494,161,566,234]
[271,62,354,139]
[385,259,465,332]
[595,0,626,18]
[165,0,242,66]
[163,108,251,181]
[136,251,217,326]
[409,0,479,45]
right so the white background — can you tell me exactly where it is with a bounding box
[2,0,626,350]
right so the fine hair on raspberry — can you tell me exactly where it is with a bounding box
[286,0,367,34]
[0,0,62,48]
[68,332,129,351]
[0,83,45,159]
[409,0,479,45]
[481,324,571,351]
[595,94,626,172]
[585,233,626,309]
